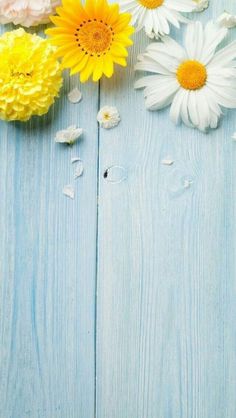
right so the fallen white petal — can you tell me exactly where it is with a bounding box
[217,11,236,28]
[183,180,193,189]
[55,125,83,145]
[74,161,84,178]
[63,185,75,199]
[161,159,174,166]
[71,157,81,163]
[232,132,236,140]
[68,87,82,104]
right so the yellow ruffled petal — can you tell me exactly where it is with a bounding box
[0,29,62,122]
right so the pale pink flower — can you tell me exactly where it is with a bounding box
[0,0,61,27]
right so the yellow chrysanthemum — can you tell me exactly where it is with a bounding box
[46,0,134,82]
[0,29,63,122]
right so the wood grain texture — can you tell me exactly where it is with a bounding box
[96,2,236,418]
[0,23,99,417]
[1,2,236,417]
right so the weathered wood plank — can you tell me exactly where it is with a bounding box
[96,2,236,417]
[0,35,99,416]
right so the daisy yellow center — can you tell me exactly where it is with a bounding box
[176,60,207,90]
[139,0,164,9]
[75,20,114,56]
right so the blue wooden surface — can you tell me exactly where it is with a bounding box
[1,1,236,417]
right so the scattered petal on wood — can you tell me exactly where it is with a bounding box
[161,159,174,166]
[68,87,82,104]
[217,11,236,28]
[74,161,84,179]
[63,185,75,199]
[55,125,83,145]
[183,180,193,189]
[71,157,81,163]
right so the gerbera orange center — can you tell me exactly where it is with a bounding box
[75,20,114,56]
[176,60,207,90]
[139,0,164,8]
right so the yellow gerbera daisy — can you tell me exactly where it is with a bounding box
[46,0,134,82]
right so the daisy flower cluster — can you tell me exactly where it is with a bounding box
[119,0,196,38]
[0,0,134,121]
[135,21,236,131]
[0,0,236,134]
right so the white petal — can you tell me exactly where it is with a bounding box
[71,157,81,163]
[135,74,170,88]
[140,76,179,110]
[207,73,236,88]
[195,89,211,131]
[201,21,228,64]
[55,126,83,144]
[145,48,180,72]
[180,90,193,128]
[161,158,174,165]
[157,36,186,60]
[206,83,236,108]
[170,88,186,124]
[165,0,195,12]
[208,40,236,67]
[184,21,204,60]
[74,161,84,178]
[143,10,154,35]
[188,91,199,127]
[68,87,82,104]
[160,6,182,29]
[63,185,75,200]
[135,53,172,75]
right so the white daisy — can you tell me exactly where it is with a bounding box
[119,0,195,38]
[135,21,236,131]
[97,106,121,129]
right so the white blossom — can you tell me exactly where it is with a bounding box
[55,125,83,145]
[0,0,61,27]
[97,106,121,129]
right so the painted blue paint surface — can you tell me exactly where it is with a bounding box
[1,1,236,417]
